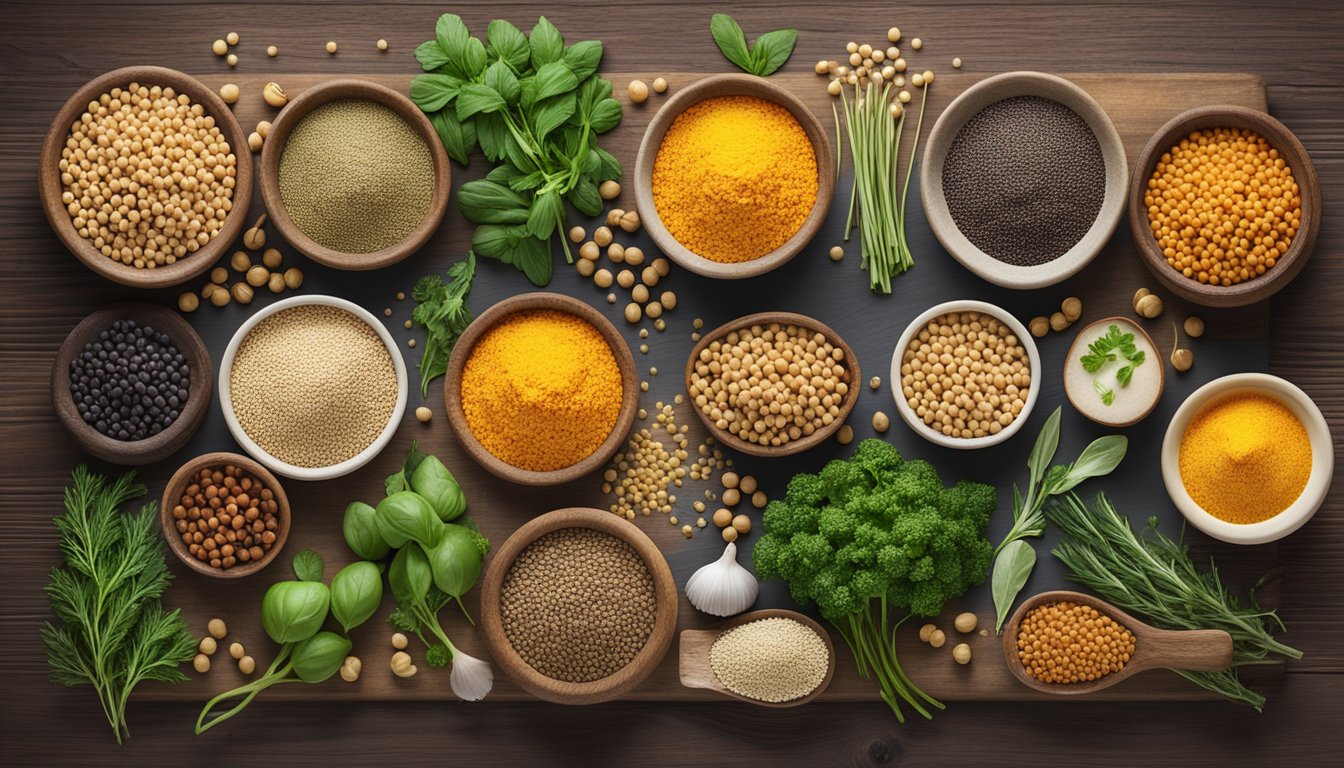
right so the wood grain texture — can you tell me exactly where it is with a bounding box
[3,2,1342,765]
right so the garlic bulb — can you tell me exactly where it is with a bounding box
[685,542,759,617]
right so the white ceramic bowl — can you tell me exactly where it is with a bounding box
[219,294,408,480]
[1161,373,1332,545]
[889,300,1042,450]
[919,71,1128,290]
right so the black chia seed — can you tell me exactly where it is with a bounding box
[941,95,1106,266]
[69,319,190,441]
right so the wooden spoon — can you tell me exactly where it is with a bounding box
[679,608,836,708]
[1002,591,1233,695]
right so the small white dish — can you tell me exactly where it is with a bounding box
[218,294,408,480]
[1161,373,1332,545]
[889,300,1042,450]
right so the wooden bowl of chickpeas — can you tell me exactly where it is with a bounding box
[1128,105,1321,308]
[39,66,253,289]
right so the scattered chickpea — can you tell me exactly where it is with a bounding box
[659,290,677,310]
[1136,293,1164,319]
[616,269,635,289]
[262,248,283,269]
[887,27,902,42]
[178,293,200,313]
[607,292,617,304]
[721,472,740,489]
[210,288,230,307]
[696,518,707,529]
[628,80,649,104]
[872,411,890,433]
[568,226,586,244]
[722,488,741,507]
[953,643,972,665]
[246,265,269,287]
[208,618,228,639]
[226,54,238,68]
[576,258,596,278]
[1132,287,1152,311]
[1184,317,1205,338]
[929,629,946,648]
[919,623,936,642]
[219,84,240,104]
[712,508,733,528]
[607,209,624,228]
[751,491,768,509]
[954,612,979,633]
[391,633,409,650]
[415,406,432,423]
[1050,312,1069,332]
[631,284,650,304]
[594,226,613,247]
[953,57,963,69]
[407,339,416,348]
[827,80,843,97]
[652,77,668,93]
[911,73,925,88]
[594,269,614,288]
[263,82,288,108]
[239,656,256,675]
[326,41,338,54]
[268,273,286,293]
[231,283,254,305]
[836,424,854,445]
[681,524,694,538]
[624,303,642,324]
[1029,316,1050,337]
[193,654,210,673]
[731,514,751,534]
[645,301,664,320]
[922,70,935,84]
[377,39,389,51]
[340,663,360,683]
[403,319,413,329]
[226,32,240,46]
[1061,296,1083,322]
[231,251,251,272]
[619,210,641,233]
[624,246,645,266]
[911,38,923,50]
[829,245,844,262]
[229,642,245,660]
[869,376,881,390]
[283,268,304,290]
[199,637,218,655]
[256,120,272,138]
[722,526,738,543]
[578,241,600,262]
[267,45,279,58]
[212,39,228,57]
[599,180,621,200]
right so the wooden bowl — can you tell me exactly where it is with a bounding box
[479,507,678,704]
[1063,317,1165,427]
[678,608,836,708]
[684,312,860,457]
[444,293,638,485]
[633,74,835,279]
[1002,590,1232,695]
[920,71,1128,290]
[39,66,254,289]
[159,452,291,579]
[258,79,451,270]
[51,302,212,465]
[1128,105,1320,307]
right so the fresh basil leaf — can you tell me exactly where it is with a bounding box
[589,98,623,133]
[529,16,564,68]
[577,75,612,116]
[484,60,521,105]
[462,37,488,78]
[749,28,798,76]
[534,62,578,101]
[414,40,452,73]
[434,14,472,77]
[456,180,530,224]
[1026,406,1062,487]
[292,549,325,582]
[992,540,1036,633]
[486,19,530,71]
[503,132,537,173]
[513,235,553,286]
[507,171,546,192]
[456,83,507,120]
[410,74,464,112]
[563,40,604,81]
[710,14,752,72]
[485,164,522,185]
[567,178,602,217]
[518,76,538,110]
[475,112,508,161]
[428,108,472,164]
[471,224,524,260]
[1052,435,1128,495]
[532,93,576,140]
[527,189,563,240]
[592,146,621,181]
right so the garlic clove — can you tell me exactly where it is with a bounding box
[685,542,759,617]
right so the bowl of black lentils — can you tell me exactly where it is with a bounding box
[51,301,212,465]
[919,71,1128,290]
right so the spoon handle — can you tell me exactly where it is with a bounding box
[1142,627,1234,672]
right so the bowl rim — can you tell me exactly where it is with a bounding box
[1126,104,1321,307]
[50,301,213,465]
[159,451,292,579]
[888,299,1042,449]
[1062,316,1166,427]
[478,507,678,704]
[442,292,639,486]
[918,70,1128,290]
[1160,372,1333,544]
[682,311,861,457]
[218,294,409,480]
[39,65,254,289]
[257,78,452,271]
[633,73,835,280]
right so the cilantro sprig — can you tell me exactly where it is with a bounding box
[1080,324,1145,406]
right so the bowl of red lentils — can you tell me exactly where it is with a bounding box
[160,452,290,578]
[1128,105,1320,307]
[889,300,1041,450]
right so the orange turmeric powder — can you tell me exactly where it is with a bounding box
[460,309,621,472]
[1178,393,1310,524]
[652,95,817,263]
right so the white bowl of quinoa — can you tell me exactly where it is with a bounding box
[219,294,407,480]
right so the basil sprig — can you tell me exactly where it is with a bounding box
[710,14,798,77]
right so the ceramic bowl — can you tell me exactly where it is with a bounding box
[920,71,1128,290]
[218,294,408,480]
[443,293,638,486]
[160,451,291,578]
[39,66,253,288]
[633,73,835,279]
[1063,317,1165,427]
[889,300,1042,450]
[51,301,212,465]
[1161,373,1332,544]
[1128,105,1320,307]
[258,79,452,271]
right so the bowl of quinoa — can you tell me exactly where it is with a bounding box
[219,294,407,480]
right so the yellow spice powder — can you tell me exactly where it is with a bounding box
[652,95,817,263]
[1178,393,1310,524]
[460,310,621,472]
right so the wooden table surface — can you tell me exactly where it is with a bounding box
[2,1,1341,765]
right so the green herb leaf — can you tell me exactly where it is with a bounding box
[455,83,507,120]
[415,40,453,73]
[1095,379,1115,406]
[410,74,464,112]
[510,234,553,286]
[592,146,622,181]
[566,178,603,216]
[434,14,472,77]
[749,28,798,76]
[486,19,530,71]
[475,112,508,161]
[483,60,521,105]
[710,14,752,72]
[1051,435,1129,495]
[470,223,523,261]
[526,188,563,240]
[462,38,488,80]
[563,40,604,82]
[533,61,578,101]
[529,16,564,68]
[589,98,623,133]
[291,549,325,582]
[992,540,1037,633]
[532,93,576,140]
[428,108,475,165]
[1025,406,1062,490]
[456,179,531,224]
[410,256,475,398]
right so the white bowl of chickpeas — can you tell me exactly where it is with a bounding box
[889,300,1041,450]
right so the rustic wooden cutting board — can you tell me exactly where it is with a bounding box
[137,70,1271,705]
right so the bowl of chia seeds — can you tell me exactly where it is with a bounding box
[920,71,1128,290]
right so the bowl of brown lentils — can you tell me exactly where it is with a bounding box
[889,300,1041,450]
[159,451,290,578]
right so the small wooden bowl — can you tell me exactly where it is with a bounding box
[479,507,678,704]
[159,452,291,579]
[444,293,638,485]
[678,608,836,708]
[684,312,860,457]
[633,74,835,280]
[39,66,254,289]
[1063,317,1165,427]
[1002,590,1233,695]
[258,79,451,271]
[51,302,212,465]
[1128,105,1321,307]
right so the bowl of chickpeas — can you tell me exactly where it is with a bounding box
[889,300,1041,450]
[1128,105,1320,308]
[39,66,253,289]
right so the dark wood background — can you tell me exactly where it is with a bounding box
[2,1,1341,764]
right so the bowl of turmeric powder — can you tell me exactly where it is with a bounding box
[634,74,834,279]
[444,293,639,486]
[1161,373,1333,544]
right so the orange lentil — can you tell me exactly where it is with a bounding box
[651,96,817,263]
[1017,601,1135,684]
[460,310,621,472]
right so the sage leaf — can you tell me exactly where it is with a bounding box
[529,17,564,68]
[563,40,604,82]
[1052,435,1129,494]
[1026,407,1061,488]
[292,549,324,582]
[410,74,463,112]
[749,28,798,76]
[455,83,506,120]
[487,19,530,70]
[992,540,1037,633]
[710,14,752,72]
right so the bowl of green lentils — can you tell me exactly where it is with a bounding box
[258,79,451,271]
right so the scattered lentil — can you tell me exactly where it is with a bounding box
[1017,601,1135,684]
